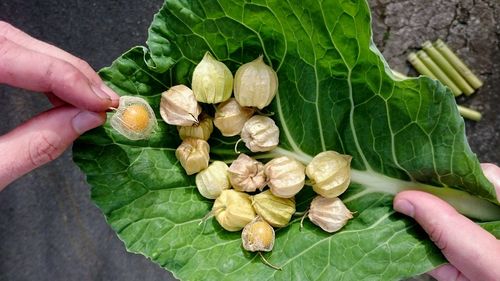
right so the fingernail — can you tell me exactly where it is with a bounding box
[394,199,415,217]
[100,84,120,103]
[91,84,112,101]
[72,111,105,134]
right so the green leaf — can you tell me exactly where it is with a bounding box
[73,0,500,280]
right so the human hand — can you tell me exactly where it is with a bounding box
[0,21,119,190]
[394,163,500,281]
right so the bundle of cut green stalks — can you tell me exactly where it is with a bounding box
[407,39,483,121]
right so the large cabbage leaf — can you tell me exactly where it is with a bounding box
[73,0,500,280]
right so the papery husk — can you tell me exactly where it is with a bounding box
[160,84,201,126]
[213,190,256,232]
[252,190,295,227]
[308,196,353,233]
[195,161,230,199]
[241,115,279,152]
[214,98,254,137]
[265,156,305,198]
[228,153,267,192]
[241,217,274,252]
[192,52,233,104]
[175,138,210,175]
[178,113,213,141]
[234,55,278,109]
[306,151,352,198]
[110,96,158,140]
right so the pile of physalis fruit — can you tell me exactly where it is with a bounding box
[109,52,354,270]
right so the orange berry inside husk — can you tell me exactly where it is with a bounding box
[121,104,150,132]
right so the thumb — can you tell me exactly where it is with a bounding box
[0,106,105,190]
[481,163,500,196]
[393,191,500,281]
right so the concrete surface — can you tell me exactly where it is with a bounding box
[370,0,499,164]
[0,1,498,280]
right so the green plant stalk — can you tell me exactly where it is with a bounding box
[417,50,462,96]
[407,52,437,79]
[434,39,483,90]
[270,148,500,221]
[422,41,474,95]
[457,105,482,121]
[349,169,500,221]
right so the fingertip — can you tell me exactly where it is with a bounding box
[87,83,120,110]
[71,110,106,135]
[394,190,456,218]
[480,163,500,192]
[393,195,415,217]
[98,83,120,105]
[428,264,468,281]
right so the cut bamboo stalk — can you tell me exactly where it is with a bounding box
[422,41,474,95]
[416,50,462,96]
[457,105,482,121]
[434,39,483,91]
[407,52,437,79]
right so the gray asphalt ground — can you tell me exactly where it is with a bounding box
[0,1,498,280]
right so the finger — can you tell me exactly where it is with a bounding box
[481,163,500,195]
[0,22,120,103]
[0,106,105,190]
[45,92,66,107]
[0,21,109,87]
[0,36,118,111]
[428,264,470,281]
[393,190,500,281]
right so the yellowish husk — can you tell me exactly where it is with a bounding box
[175,138,210,175]
[214,98,254,137]
[178,113,213,141]
[192,52,233,104]
[241,217,275,252]
[265,156,305,198]
[195,161,230,199]
[252,190,295,228]
[234,55,278,109]
[306,151,352,198]
[213,190,256,232]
